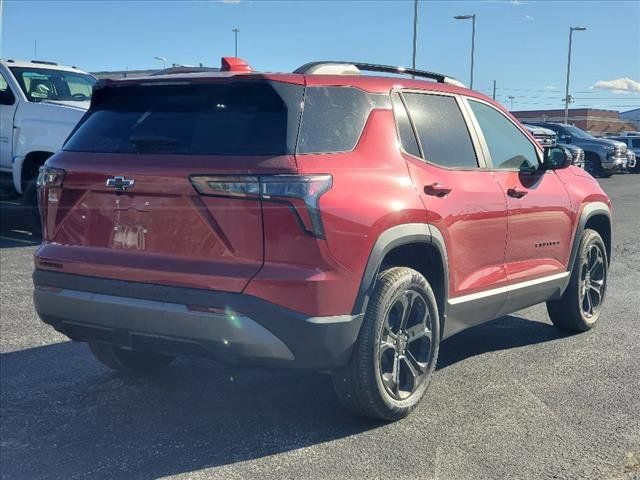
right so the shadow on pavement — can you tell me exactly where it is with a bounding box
[438,314,567,369]
[0,314,566,479]
[0,200,40,248]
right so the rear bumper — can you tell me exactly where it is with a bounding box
[33,270,363,370]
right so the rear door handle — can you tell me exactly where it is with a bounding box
[424,183,452,197]
[507,187,528,198]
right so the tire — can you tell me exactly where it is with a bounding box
[546,229,607,333]
[585,154,612,178]
[21,178,42,238]
[332,267,440,421]
[88,342,175,374]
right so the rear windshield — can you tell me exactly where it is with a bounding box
[65,82,304,155]
[64,81,389,156]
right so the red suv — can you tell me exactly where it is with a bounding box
[33,58,612,420]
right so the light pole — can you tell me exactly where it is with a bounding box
[507,95,515,110]
[232,28,240,57]
[412,0,418,70]
[454,14,476,89]
[564,26,587,124]
[153,56,167,69]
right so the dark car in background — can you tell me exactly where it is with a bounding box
[523,124,584,170]
[529,122,627,177]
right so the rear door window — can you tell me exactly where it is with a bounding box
[402,92,478,168]
[65,81,304,155]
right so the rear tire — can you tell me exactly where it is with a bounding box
[21,178,41,238]
[332,267,440,421]
[88,342,175,374]
[546,229,607,332]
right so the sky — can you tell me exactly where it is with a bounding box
[1,0,639,112]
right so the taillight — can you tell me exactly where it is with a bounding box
[190,174,332,238]
[36,166,65,189]
[36,166,66,239]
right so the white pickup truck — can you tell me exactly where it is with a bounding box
[0,59,96,234]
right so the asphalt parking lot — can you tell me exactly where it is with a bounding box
[1,175,639,480]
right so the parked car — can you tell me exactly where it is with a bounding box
[608,135,640,173]
[559,142,586,170]
[528,122,627,178]
[523,123,557,147]
[0,59,96,233]
[33,58,612,421]
[523,123,584,170]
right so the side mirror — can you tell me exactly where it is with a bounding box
[0,89,15,105]
[543,146,573,170]
[558,134,572,143]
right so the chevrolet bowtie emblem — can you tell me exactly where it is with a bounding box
[106,176,135,191]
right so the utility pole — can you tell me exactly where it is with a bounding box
[412,0,418,70]
[508,95,515,110]
[492,80,496,100]
[564,26,587,124]
[34,40,37,58]
[232,28,240,57]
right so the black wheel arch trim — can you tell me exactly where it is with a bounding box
[567,201,611,276]
[351,223,449,321]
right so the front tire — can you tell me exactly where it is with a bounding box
[546,229,607,332]
[332,267,440,421]
[88,342,175,374]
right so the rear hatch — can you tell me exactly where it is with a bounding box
[36,77,304,292]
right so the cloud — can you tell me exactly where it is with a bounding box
[545,85,557,90]
[524,14,534,20]
[510,0,524,5]
[218,0,241,3]
[592,77,640,94]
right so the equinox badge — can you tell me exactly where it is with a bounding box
[106,176,135,191]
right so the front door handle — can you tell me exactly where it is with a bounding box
[424,183,452,197]
[507,186,528,198]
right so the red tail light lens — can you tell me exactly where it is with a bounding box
[190,174,332,238]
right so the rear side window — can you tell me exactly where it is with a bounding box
[468,100,539,170]
[632,139,640,148]
[391,92,420,157]
[65,81,303,155]
[402,93,478,168]
[297,87,389,154]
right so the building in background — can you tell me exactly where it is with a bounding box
[91,65,218,80]
[91,69,157,79]
[619,108,640,130]
[512,108,637,136]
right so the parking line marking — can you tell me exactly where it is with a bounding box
[0,236,38,245]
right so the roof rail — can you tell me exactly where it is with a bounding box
[293,61,465,87]
[31,60,59,66]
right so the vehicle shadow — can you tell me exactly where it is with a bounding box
[0,314,566,479]
[0,200,40,248]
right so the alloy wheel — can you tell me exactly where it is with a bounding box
[378,289,433,400]
[580,244,606,317]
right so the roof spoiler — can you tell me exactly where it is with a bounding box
[293,61,465,87]
[220,57,253,73]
